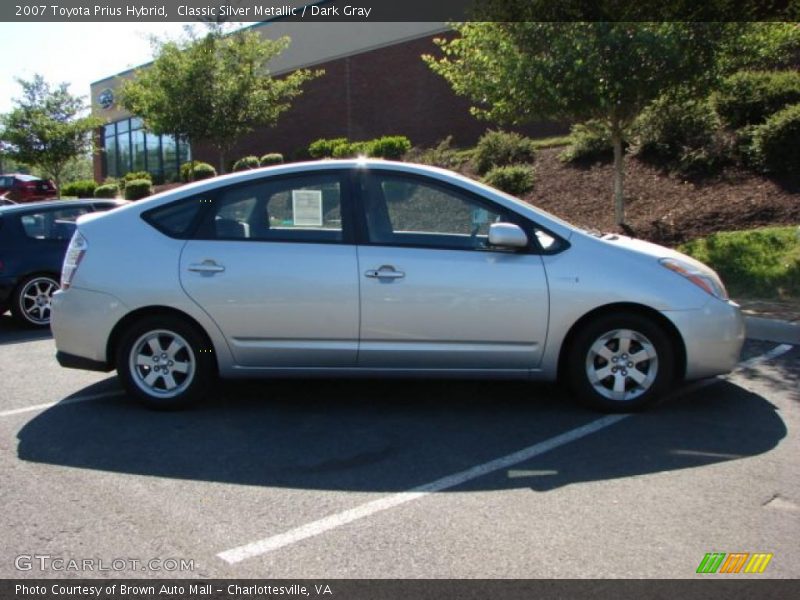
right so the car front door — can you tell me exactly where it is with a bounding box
[355,170,549,371]
[179,171,360,368]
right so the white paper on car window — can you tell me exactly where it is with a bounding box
[292,189,323,226]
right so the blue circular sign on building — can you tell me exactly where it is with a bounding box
[98,88,114,110]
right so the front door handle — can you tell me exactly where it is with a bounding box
[365,265,405,280]
[188,260,225,273]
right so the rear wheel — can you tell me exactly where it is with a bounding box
[11,274,59,327]
[565,313,675,412]
[116,316,214,409]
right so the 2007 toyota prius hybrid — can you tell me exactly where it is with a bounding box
[51,160,744,412]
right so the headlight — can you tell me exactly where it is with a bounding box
[659,257,729,301]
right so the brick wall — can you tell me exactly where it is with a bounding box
[193,35,567,170]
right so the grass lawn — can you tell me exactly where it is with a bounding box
[678,226,800,300]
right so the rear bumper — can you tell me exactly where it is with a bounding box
[51,287,127,368]
[56,351,112,372]
[663,299,745,380]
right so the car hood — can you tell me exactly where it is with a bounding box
[591,232,713,272]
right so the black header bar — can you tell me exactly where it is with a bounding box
[2,0,799,22]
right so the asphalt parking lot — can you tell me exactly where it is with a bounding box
[0,312,798,579]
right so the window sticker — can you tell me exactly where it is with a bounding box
[291,189,323,227]
[472,208,489,225]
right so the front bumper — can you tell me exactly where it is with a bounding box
[663,298,745,381]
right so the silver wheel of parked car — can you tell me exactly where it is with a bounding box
[129,329,196,399]
[585,328,658,402]
[13,275,59,327]
[566,313,675,412]
[117,316,214,409]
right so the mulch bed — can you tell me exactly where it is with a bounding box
[522,147,800,246]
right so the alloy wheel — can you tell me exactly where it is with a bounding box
[585,328,659,402]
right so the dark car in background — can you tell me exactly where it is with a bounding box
[0,199,126,327]
[0,174,57,203]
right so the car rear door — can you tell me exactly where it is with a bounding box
[179,170,360,368]
[355,170,550,371]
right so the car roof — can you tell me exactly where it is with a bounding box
[0,199,125,215]
[0,173,42,181]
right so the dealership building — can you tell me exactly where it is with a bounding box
[90,20,564,182]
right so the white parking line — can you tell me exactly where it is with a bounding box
[217,414,629,564]
[0,390,124,418]
[217,342,795,565]
[739,343,794,367]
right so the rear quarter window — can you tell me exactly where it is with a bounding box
[143,196,206,238]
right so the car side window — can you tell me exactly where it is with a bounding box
[207,173,344,243]
[361,173,511,250]
[20,207,90,240]
[143,196,207,239]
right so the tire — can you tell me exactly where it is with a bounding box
[11,274,59,327]
[116,315,214,409]
[565,313,675,412]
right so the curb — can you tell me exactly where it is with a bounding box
[744,316,800,345]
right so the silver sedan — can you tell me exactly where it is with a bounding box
[51,160,744,411]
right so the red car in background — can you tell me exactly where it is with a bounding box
[0,174,57,202]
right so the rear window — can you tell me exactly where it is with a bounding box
[143,196,206,238]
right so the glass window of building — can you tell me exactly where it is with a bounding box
[102,117,190,184]
[131,129,146,172]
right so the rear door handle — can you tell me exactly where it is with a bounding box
[365,265,405,279]
[188,260,225,273]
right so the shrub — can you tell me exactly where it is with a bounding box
[751,102,800,174]
[559,120,614,163]
[733,125,762,168]
[633,95,730,176]
[93,183,119,198]
[260,153,284,166]
[60,179,96,198]
[714,70,800,129]
[123,171,152,183]
[123,178,153,200]
[474,130,536,174]
[232,156,260,171]
[180,161,217,182]
[403,136,468,169]
[369,136,411,160]
[117,171,152,191]
[331,140,372,158]
[482,164,535,196]
[308,137,349,158]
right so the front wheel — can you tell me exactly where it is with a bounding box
[116,316,214,409]
[565,313,675,412]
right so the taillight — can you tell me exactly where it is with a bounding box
[61,231,88,290]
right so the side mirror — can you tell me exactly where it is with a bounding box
[488,222,528,248]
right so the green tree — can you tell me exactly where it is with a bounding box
[0,75,100,196]
[425,22,799,225]
[119,25,322,175]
